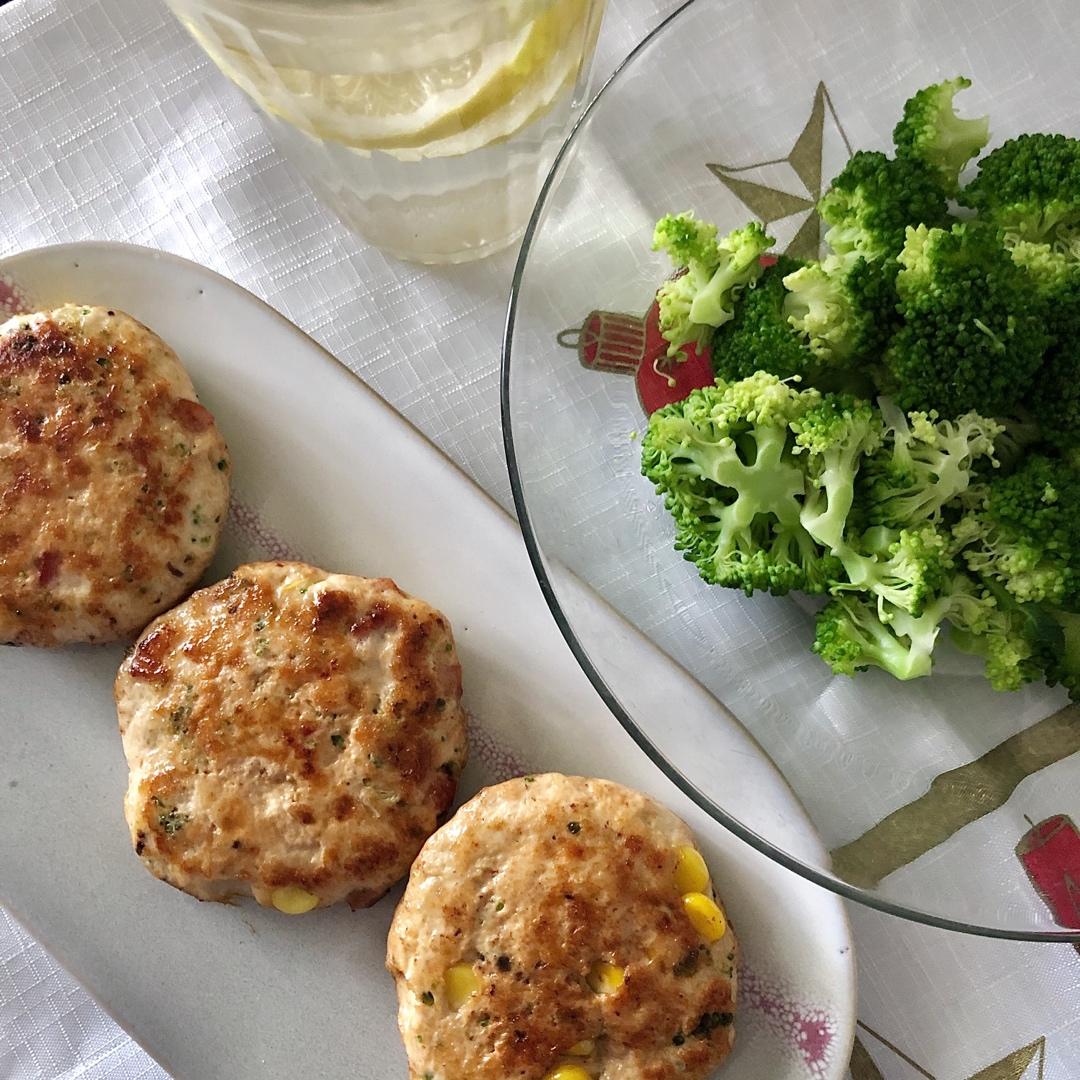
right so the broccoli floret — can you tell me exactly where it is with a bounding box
[813,590,954,680]
[885,222,1050,414]
[893,76,990,194]
[949,579,1080,697]
[948,588,1044,692]
[953,455,1080,606]
[959,626,1040,691]
[1023,341,1080,452]
[835,521,954,619]
[641,373,842,596]
[817,151,950,266]
[961,133,1080,243]
[814,570,998,680]
[857,400,1002,528]
[790,395,882,551]
[1045,272,1080,345]
[782,254,900,364]
[1018,276,1080,450]
[1002,181,1080,299]
[653,214,774,357]
[989,596,1080,701]
[652,213,719,359]
[1009,229,1080,293]
[653,211,720,266]
[1040,608,1080,701]
[710,256,816,382]
[710,254,889,390]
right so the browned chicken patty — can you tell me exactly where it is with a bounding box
[115,561,468,912]
[387,774,738,1080]
[0,304,230,646]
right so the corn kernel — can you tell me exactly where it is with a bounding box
[270,886,319,915]
[444,962,480,1009]
[674,845,710,895]
[567,1040,594,1056]
[544,1067,591,1080]
[682,892,727,943]
[586,960,625,994]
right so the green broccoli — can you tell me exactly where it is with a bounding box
[949,578,1080,698]
[834,521,954,619]
[1009,230,1080,293]
[952,455,1080,606]
[1016,275,1080,450]
[961,133,1080,242]
[641,373,843,596]
[652,213,774,357]
[1028,358,1080,453]
[790,394,882,551]
[885,222,1050,414]
[1040,608,1080,701]
[813,589,953,680]
[652,211,720,267]
[948,584,1045,692]
[955,624,1040,691]
[782,254,900,365]
[641,77,1080,697]
[817,150,951,265]
[792,144,949,365]
[893,76,990,194]
[1045,271,1080,344]
[1023,346,1080,453]
[1001,163,1080,294]
[710,256,815,382]
[857,400,1002,528]
[1000,601,1080,701]
[814,570,1000,681]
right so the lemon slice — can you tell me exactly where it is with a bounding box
[193,0,594,154]
[253,24,535,144]
[389,30,582,161]
[388,0,593,149]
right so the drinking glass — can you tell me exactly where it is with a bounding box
[165,0,607,263]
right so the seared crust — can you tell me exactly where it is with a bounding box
[115,561,468,910]
[387,774,737,1080]
[0,304,230,646]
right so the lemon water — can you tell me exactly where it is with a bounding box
[167,0,605,262]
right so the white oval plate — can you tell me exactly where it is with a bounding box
[0,243,854,1080]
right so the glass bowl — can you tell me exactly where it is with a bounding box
[502,0,1080,940]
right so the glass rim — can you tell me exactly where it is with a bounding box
[499,0,1080,944]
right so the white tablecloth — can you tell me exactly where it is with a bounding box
[1,0,1078,1077]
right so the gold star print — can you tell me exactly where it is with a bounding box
[851,1026,1048,1080]
[707,82,853,260]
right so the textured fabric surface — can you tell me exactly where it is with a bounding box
[0,910,166,1080]
[1,0,1079,1077]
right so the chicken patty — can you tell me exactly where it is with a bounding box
[115,561,468,912]
[0,304,230,646]
[387,774,738,1080]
